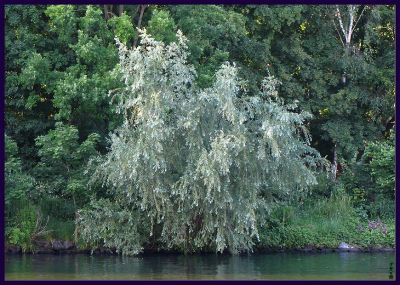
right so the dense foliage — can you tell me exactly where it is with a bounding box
[5,4,395,254]
[77,31,326,254]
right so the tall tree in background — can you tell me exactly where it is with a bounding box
[5,5,135,241]
[5,4,393,183]
[223,5,394,178]
[329,5,365,178]
[5,5,134,164]
[5,6,57,168]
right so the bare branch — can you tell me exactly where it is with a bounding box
[351,5,366,34]
[332,19,345,47]
[335,5,347,40]
[347,5,355,44]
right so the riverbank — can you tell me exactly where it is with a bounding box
[5,190,395,257]
[5,241,395,255]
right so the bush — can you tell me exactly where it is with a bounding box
[340,128,395,220]
[349,219,395,248]
[311,173,335,198]
[6,201,37,252]
[258,188,394,250]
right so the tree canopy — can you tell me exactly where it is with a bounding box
[5,4,394,255]
[77,31,327,255]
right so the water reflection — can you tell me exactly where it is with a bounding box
[5,252,395,280]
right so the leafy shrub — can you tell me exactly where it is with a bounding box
[108,12,135,44]
[6,201,37,252]
[311,173,335,198]
[5,135,35,207]
[258,189,394,249]
[340,128,394,219]
[34,122,100,207]
[350,219,395,248]
[147,10,177,44]
[364,129,395,197]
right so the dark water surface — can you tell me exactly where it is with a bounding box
[5,252,395,280]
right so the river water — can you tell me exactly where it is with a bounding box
[5,252,395,280]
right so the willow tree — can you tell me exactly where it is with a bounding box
[78,30,326,255]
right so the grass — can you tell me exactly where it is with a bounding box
[45,218,75,240]
[258,191,395,249]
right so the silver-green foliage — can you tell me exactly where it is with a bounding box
[78,30,326,255]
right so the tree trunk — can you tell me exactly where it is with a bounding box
[332,143,338,181]
[72,194,78,244]
[133,5,147,48]
[104,5,116,20]
[74,212,78,244]
[119,5,124,16]
[103,5,109,20]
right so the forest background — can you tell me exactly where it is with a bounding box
[4,4,395,254]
